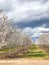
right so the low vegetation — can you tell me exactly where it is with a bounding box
[0,44,49,60]
[16,44,49,59]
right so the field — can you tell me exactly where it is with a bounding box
[0,59,49,65]
[0,44,49,59]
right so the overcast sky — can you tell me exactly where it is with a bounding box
[0,0,49,42]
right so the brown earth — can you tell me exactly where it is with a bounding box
[0,59,49,65]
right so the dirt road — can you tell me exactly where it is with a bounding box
[0,59,49,65]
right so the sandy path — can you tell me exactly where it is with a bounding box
[0,59,49,65]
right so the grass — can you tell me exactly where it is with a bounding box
[0,46,26,53]
[18,44,49,59]
[0,44,49,59]
[0,47,17,53]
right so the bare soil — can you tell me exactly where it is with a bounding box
[0,59,49,65]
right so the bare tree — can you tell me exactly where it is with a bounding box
[0,10,32,55]
[36,33,49,46]
[0,10,11,48]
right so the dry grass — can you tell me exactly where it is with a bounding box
[0,59,49,65]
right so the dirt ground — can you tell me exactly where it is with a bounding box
[0,59,49,65]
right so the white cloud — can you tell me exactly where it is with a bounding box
[0,0,49,22]
[0,0,5,3]
[22,24,49,41]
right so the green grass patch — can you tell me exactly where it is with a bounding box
[0,44,49,59]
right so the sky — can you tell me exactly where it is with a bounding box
[0,0,49,42]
